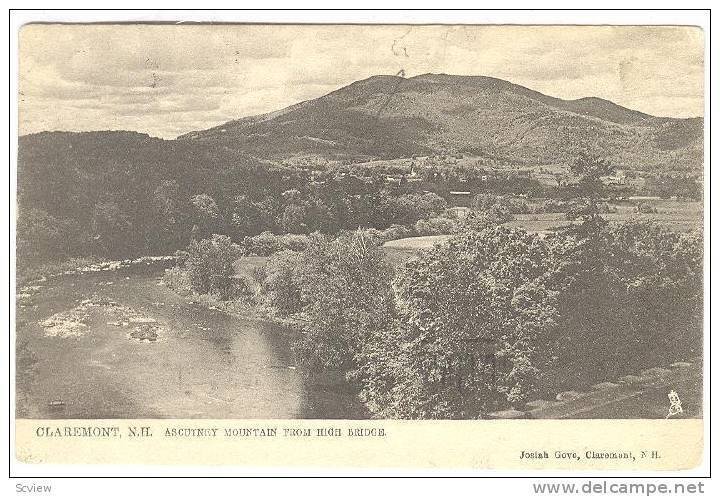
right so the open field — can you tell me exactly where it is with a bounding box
[511,200,703,233]
[382,235,451,265]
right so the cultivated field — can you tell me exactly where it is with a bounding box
[509,200,702,233]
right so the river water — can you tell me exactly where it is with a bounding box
[16,264,368,419]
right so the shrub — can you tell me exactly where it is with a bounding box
[357,228,386,246]
[530,199,570,214]
[262,250,303,316]
[472,194,529,214]
[379,224,415,243]
[469,194,516,224]
[162,266,192,295]
[243,231,311,256]
[280,233,311,252]
[242,231,280,255]
[636,201,658,214]
[564,199,600,221]
[181,234,243,300]
[414,216,460,236]
[379,192,448,226]
[472,193,501,212]
[461,204,514,231]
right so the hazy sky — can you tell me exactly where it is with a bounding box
[19,24,704,139]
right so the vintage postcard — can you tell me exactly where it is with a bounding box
[11,15,708,475]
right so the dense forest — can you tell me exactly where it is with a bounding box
[17,131,701,270]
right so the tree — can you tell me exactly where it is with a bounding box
[91,200,133,257]
[149,179,187,252]
[16,208,88,264]
[190,193,222,239]
[179,234,243,299]
[290,231,396,374]
[359,226,558,419]
[262,250,303,315]
[279,203,309,234]
[230,195,277,239]
[468,195,515,226]
[569,153,615,199]
[643,174,701,200]
[415,216,460,236]
[379,192,448,227]
[544,220,703,388]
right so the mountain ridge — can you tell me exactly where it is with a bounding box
[19,74,703,172]
[176,73,702,170]
[177,73,679,139]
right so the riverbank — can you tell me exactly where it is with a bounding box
[16,261,368,419]
[17,255,177,287]
[161,257,305,330]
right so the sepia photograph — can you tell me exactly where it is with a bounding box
[8,9,713,481]
[14,21,705,424]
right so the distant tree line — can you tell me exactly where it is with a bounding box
[17,132,453,266]
[17,133,701,271]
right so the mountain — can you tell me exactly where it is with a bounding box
[179,73,703,170]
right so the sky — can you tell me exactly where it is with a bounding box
[18,24,705,139]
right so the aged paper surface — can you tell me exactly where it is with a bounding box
[14,21,706,471]
[16,420,703,469]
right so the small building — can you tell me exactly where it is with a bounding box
[449,191,472,207]
[602,170,627,185]
[629,196,661,202]
[447,206,470,219]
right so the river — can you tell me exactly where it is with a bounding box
[15,264,368,419]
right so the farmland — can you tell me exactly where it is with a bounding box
[382,199,703,265]
[511,200,703,233]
